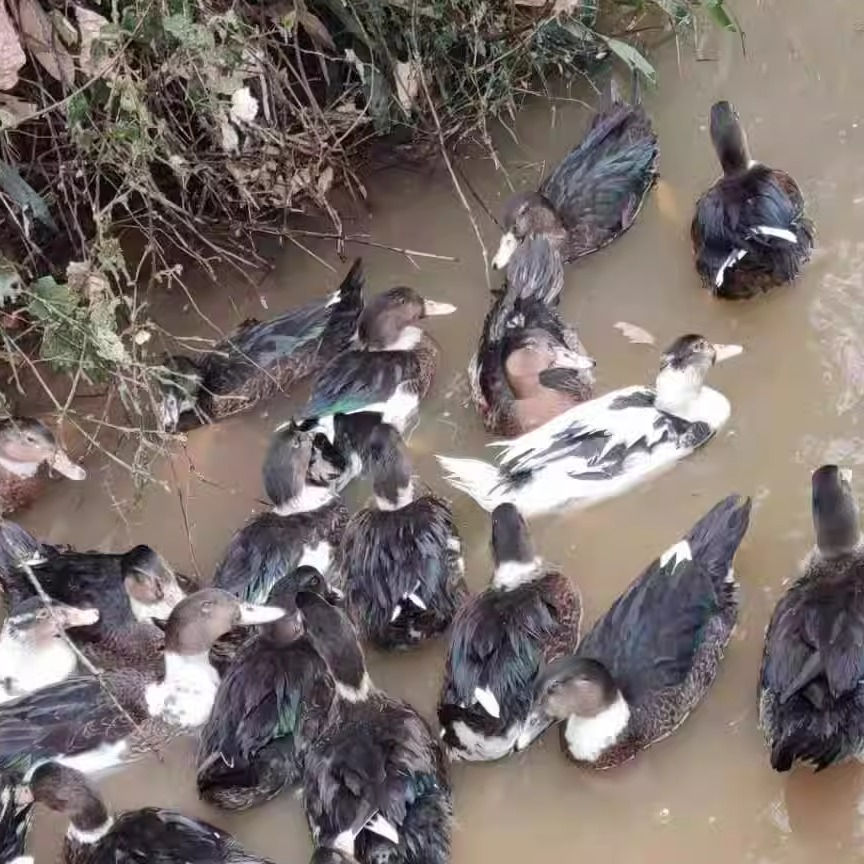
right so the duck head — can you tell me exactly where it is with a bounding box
[504,329,595,400]
[265,421,336,515]
[263,566,343,645]
[710,100,752,176]
[0,418,85,481]
[493,192,566,270]
[156,355,205,432]
[121,545,186,622]
[367,422,414,511]
[1,597,99,646]
[516,656,631,760]
[358,286,456,351]
[812,465,861,558]
[654,334,743,415]
[490,503,543,590]
[29,762,113,846]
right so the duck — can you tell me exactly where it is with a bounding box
[0,417,86,514]
[301,285,456,434]
[759,465,864,772]
[298,588,452,864]
[491,74,658,271]
[212,421,347,605]
[437,504,581,762]
[0,597,99,703]
[438,334,743,518]
[470,290,595,437]
[0,588,284,779]
[692,101,814,299]
[196,566,343,811]
[157,258,365,432]
[1,776,31,864]
[29,761,278,864]
[336,422,468,650]
[516,495,751,767]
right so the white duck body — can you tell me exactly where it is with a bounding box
[438,338,739,518]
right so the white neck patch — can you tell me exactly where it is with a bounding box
[145,651,219,727]
[493,557,542,590]
[273,484,335,516]
[0,635,78,702]
[383,326,423,352]
[0,456,40,478]
[375,481,414,511]
[563,693,631,763]
[335,671,372,703]
[68,817,115,845]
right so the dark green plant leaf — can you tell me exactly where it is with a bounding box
[703,0,738,31]
[27,276,79,322]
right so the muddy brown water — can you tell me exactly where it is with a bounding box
[19,0,864,860]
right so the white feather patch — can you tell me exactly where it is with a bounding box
[659,540,692,568]
[715,249,747,287]
[753,225,797,243]
[473,686,501,719]
[364,813,400,844]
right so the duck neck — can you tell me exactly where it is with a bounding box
[563,691,631,763]
[145,650,219,727]
[370,325,424,352]
[492,557,543,590]
[273,483,335,516]
[374,480,414,511]
[654,365,707,419]
[0,456,40,478]
[0,632,76,694]
[66,795,113,847]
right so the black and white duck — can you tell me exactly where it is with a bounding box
[517,495,751,767]
[299,589,452,864]
[212,421,347,605]
[760,466,864,772]
[0,776,31,864]
[439,334,743,518]
[29,761,277,864]
[692,101,814,299]
[0,588,283,780]
[156,259,364,432]
[196,566,343,811]
[0,597,99,703]
[302,285,456,434]
[491,75,658,271]
[337,422,468,650]
[437,504,581,762]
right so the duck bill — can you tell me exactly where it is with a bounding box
[238,602,286,625]
[712,343,744,363]
[49,448,86,480]
[514,708,555,752]
[492,232,518,270]
[552,346,596,371]
[64,606,100,628]
[423,300,457,317]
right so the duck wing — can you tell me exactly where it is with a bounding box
[0,778,31,862]
[578,496,749,705]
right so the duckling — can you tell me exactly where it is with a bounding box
[0,588,284,779]
[29,761,278,864]
[0,418,85,514]
[1,778,32,864]
[0,597,99,703]
[212,422,347,605]
[302,286,456,433]
[439,334,743,518]
[299,589,452,864]
[437,504,581,762]
[517,495,751,767]
[759,466,864,772]
[692,101,814,299]
[471,293,595,437]
[196,567,343,811]
[157,259,365,432]
[491,74,658,270]
[337,422,468,650]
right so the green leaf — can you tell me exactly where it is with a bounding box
[703,0,738,31]
[27,276,80,322]
[163,12,215,53]
[596,34,656,84]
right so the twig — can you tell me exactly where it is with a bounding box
[259,228,459,262]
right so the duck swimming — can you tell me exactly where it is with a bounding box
[196,567,343,811]
[0,418,85,514]
[517,495,750,767]
[337,422,468,650]
[0,597,99,703]
[439,334,742,518]
[29,761,278,864]
[299,589,452,864]
[302,285,456,433]
[491,75,658,271]
[692,101,814,299]
[438,504,581,762]
[212,421,347,605]
[759,466,864,772]
[157,259,364,432]
[1,776,31,864]
[0,588,283,779]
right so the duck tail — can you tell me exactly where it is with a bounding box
[436,455,511,512]
[322,258,365,347]
[0,780,32,862]
[685,495,752,586]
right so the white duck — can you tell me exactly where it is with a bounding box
[437,334,742,518]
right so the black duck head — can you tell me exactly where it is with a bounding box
[0,417,85,480]
[710,100,752,176]
[493,191,565,270]
[121,545,186,622]
[1,597,99,645]
[812,465,861,557]
[262,566,343,645]
[156,355,205,432]
[163,588,285,655]
[367,422,413,510]
[660,334,744,373]
[358,286,455,350]
[490,503,541,589]
[263,421,316,508]
[29,762,111,842]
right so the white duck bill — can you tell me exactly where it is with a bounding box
[552,348,596,371]
[423,300,457,316]
[50,449,86,480]
[713,343,744,363]
[492,232,518,269]
[238,603,286,624]
[65,607,100,627]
